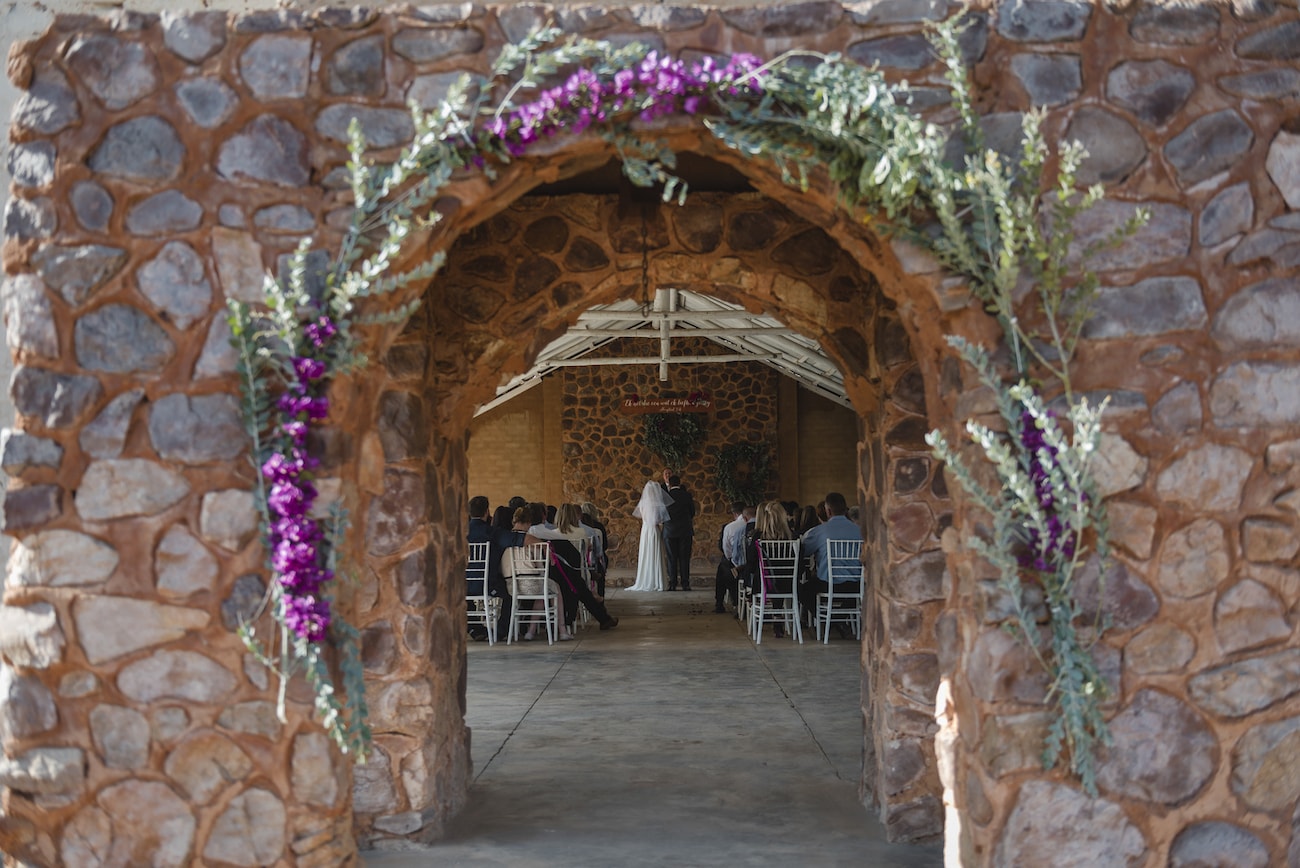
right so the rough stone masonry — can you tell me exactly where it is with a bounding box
[2,1,1300,865]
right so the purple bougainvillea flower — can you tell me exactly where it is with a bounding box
[303,317,337,349]
[305,396,330,420]
[293,356,327,383]
[268,479,316,518]
[272,516,321,545]
[273,540,319,574]
[282,420,309,446]
[284,594,331,641]
[262,452,297,484]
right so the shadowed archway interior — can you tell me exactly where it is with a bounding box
[352,177,953,847]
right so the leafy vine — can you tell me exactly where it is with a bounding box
[640,413,706,472]
[229,17,1137,786]
[714,441,773,505]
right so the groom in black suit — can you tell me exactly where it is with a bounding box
[663,474,696,591]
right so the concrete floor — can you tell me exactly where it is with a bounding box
[363,583,943,868]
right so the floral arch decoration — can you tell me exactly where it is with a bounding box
[233,19,1137,790]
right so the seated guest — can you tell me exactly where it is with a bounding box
[715,501,748,614]
[467,495,516,641]
[528,503,620,637]
[580,501,609,597]
[798,492,863,630]
[793,505,819,536]
[743,501,797,638]
[492,505,513,531]
[507,506,550,641]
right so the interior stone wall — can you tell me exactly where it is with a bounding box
[4,1,1300,865]
[559,336,780,572]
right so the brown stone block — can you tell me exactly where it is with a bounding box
[7,41,35,88]
[672,203,723,253]
[888,502,934,553]
[1214,578,1291,654]
[1,483,61,531]
[978,711,1051,778]
[883,793,942,843]
[886,550,946,604]
[1071,555,1158,633]
[883,415,935,452]
[1242,516,1300,562]
[890,652,939,705]
[1096,689,1217,806]
[361,620,398,674]
[967,627,1049,704]
[522,215,569,253]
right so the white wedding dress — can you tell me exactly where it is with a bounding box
[630,519,668,591]
[630,481,672,592]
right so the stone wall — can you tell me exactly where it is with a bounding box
[559,336,781,571]
[4,1,1300,865]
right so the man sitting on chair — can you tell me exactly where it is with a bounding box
[468,495,515,641]
[797,492,862,633]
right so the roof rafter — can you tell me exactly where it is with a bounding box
[474,289,852,417]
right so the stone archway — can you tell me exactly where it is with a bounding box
[345,185,957,847]
[7,2,1300,865]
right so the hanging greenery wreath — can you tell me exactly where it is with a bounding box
[641,413,706,471]
[715,441,772,505]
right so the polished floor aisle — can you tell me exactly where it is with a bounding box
[363,585,943,868]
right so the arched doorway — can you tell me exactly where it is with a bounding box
[347,160,959,848]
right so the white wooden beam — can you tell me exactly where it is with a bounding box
[542,354,774,367]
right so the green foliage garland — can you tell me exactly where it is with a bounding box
[714,441,772,505]
[641,413,706,471]
[227,17,1136,787]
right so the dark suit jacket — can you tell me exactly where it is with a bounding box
[468,518,516,593]
[663,486,696,538]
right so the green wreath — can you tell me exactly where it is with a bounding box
[641,413,705,471]
[715,440,772,506]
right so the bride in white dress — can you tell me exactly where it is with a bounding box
[630,481,672,591]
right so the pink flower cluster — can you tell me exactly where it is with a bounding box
[263,318,338,642]
[484,51,766,156]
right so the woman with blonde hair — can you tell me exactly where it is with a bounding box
[529,503,620,637]
[742,500,796,638]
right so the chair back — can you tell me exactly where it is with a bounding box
[467,542,490,597]
[575,536,592,581]
[507,542,552,596]
[757,538,800,593]
[825,538,865,589]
